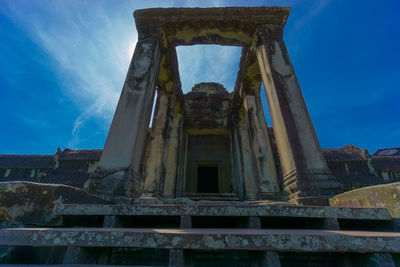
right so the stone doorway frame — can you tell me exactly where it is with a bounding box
[95,7,342,205]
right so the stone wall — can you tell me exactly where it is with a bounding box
[183,82,231,129]
[0,148,101,188]
[1,144,399,193]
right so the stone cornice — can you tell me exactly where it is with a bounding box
[134,7,290,46]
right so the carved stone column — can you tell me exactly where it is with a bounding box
[163,100,183,198]
[244,94,281,197]
[256,26,342,205]
[141,92,175,197]
[236,107,258,201]
[89,28,162,198]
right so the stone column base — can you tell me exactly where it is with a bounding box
[85,167,140,201]
[258,192,284,201]
[288,195,330,206]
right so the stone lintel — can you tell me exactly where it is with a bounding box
[255,24,285,43]
[134,7,290,46]
[2,228,400,253]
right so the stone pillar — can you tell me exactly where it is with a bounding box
[169,249,185,267]
[232,128,246,200]
[353,253,397,266]
[256,27,342,205]
[91,28,162,197]
[236,107,258,200]
[163,100,183,198]
[141,92,174,197]
[244,94,280,197]
[246,216,281,267]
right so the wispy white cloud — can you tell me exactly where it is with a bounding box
[1,0,243,147]
[178,0,224,7]
[1,0,138,147]
[291,0,333,31]
[0,0,299,148]
[285,0,333,58]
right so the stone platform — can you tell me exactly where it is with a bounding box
[1,202,400,265]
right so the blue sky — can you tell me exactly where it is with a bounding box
[0,0,399,155]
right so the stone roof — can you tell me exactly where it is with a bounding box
[373,148,400,156]
[372,156,400,171]
[42,172,91,188]
[2,145,400,173]
[0,155,55,169]
[57,148,102,161]
[322,145,368,161]
[0,148,102,169]
[191,82,228,94]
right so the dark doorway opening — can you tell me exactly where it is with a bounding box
[197,166,219,193]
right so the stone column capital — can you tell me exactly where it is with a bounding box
[137,23,164,41]
[255,25,283,44]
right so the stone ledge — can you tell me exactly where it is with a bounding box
[1,228,400,252]
[53,203,392,220]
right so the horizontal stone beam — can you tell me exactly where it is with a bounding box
[134,7,290,46]
[1,228,400,252]
[53,204,392,220]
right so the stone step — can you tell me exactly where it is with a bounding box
[1,228,399,253]
[54,203,392,220]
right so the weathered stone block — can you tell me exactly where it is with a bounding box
[330,182,400,218]
[0,181,107,226]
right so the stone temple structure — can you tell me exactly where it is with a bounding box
[1,7,400,266]
[88,6,345,206]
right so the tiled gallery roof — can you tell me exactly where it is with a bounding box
[1,145,399,173]
[0,155,55,169]
[372,156,400,171]
[322,145,367,161]
[57,148,102,161]
[373,148,400,156]
[0,148,102,169]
